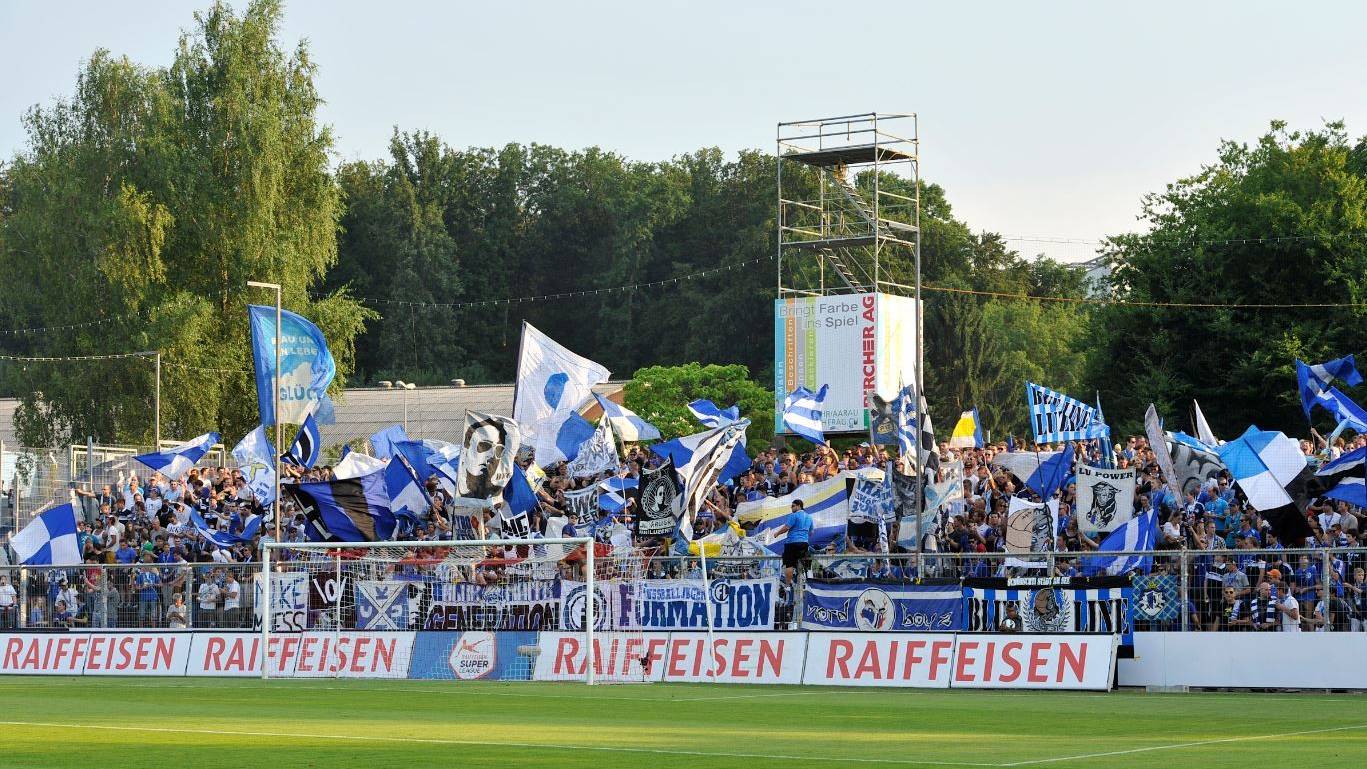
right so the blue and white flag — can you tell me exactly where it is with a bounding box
[652,422,750,524]
[1025,382,1107,443]
[1215,426,1307,511]
[134,431,220,480]
[688,399,740,429]
[392,440,437,482]
[1309,386,1367,432]
[593,393,660,442]
[1317,445,1367,508]
[781,384,828,445]
[892,384,917,457]
[1082,510,1157,576]
[285,470,397,542]
[554,411,597,464]
[231,426,277,507]
[11,503,81,566]
[738,475,849,553]
[1022,444,1073,500]
[1297,356,1364,418]
[385,451,432,520]
[427,442,461,497]
[333,450,387,480]
[512,322,611,467]
[189,506,260,549]
[369,424,410,461]
[248,305,336,427]
[597,476,638,514]
[284,412,321,469]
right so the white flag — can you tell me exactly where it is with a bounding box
[513,322,610,466]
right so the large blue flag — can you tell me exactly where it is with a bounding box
[503,464,539,516]
[1309,386,1367,432]
[1296,355,1364,417]
[285,471,397,542]
[10,503,81,566]
[189,506,260,549]
[1024,443,1074,499]
[135,432,221,480]
[231,426,276,507]
[248,305,336,427]
[1025,382,1107,443]
[369,424,410,461]
[284,412,321,469]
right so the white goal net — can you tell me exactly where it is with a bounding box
[259,537,650,683]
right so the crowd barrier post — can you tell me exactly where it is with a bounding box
[1179,549,1190,632]
[795,566,806,629]
[17,567,27,628]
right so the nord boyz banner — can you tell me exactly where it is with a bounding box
[803,580,963,631]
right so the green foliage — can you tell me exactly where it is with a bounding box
[0,0,373,445]
[1087,121,1367,435]
[623,363,774,447]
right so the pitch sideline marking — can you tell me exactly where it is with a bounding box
[3,680,811,703]
[1000,723,1367,766]
[0,720,998,767]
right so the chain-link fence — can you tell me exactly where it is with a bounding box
[4,548,1364,633]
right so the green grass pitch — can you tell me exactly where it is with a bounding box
[0,678,1362,768]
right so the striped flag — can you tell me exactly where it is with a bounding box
[1317,445,1366,508]
[134,432,220,480]
[687,399,740,429]
[1082,510,1157,576]
[892,385,917,457]
[1297,356,1364,418]
[593,393,660,442]
[284,412,321,469]
[781,384,828,445]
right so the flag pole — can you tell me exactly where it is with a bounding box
[248,280,283,543]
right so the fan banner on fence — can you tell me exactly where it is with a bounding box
[634,578,777,630]
[1074,465,1136,533]
[925,461,966,516]
[308,573,348,618]
[566,418,619,479]
[802,581,963,631]
[423,581,559,631]
[1004,497,1059,567]
[963,576,1133,644]
[848,470,894,525]
[1026,382,1107,443]
[1129,574,1181,622]
[556,580,634,631]
[355,581,413,630]
[252,573,306,632]
[633,459,681,536]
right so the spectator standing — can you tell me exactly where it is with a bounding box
[166,593,189,629]
[222,572,242,628]
[0,574,16,629]
[197,572,222,627]
[134,556,162,628]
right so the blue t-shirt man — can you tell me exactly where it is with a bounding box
[786,506,814,544]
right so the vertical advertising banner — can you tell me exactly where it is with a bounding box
[774,293,919,435]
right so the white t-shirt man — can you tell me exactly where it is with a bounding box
[222,577,241,611]
[197,581,221,611]
[1279,593,1302,632]
[0,580,17,610]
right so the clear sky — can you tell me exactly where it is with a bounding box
[3,0,1365,262]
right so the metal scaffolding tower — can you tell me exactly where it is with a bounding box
[776,112,919,298]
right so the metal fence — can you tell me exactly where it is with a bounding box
[4,547,1364,633]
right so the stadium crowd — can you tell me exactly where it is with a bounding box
[3,427,1366,633]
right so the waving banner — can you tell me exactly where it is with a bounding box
[633,460,681,537]
[249,305,336,427]
[1074,465,1136,533]
[566,419,619,479]
[802,581,962,631]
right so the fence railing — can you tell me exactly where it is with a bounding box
[4,547,1364,633]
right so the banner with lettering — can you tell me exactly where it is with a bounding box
[803,581,962,631]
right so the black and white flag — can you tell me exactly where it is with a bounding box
[566,418,619,479]
[633,460,681,537]
[1075,465,1136,533]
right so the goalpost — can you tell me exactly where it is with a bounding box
[259,537,650,684]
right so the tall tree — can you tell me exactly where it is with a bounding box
[0,0,371,446]
[1088,121,1367,435]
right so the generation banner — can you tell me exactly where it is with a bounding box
[802,581,963,631]
[773,293,920,434]
[634,578,777,630]
[423,580,559,631]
